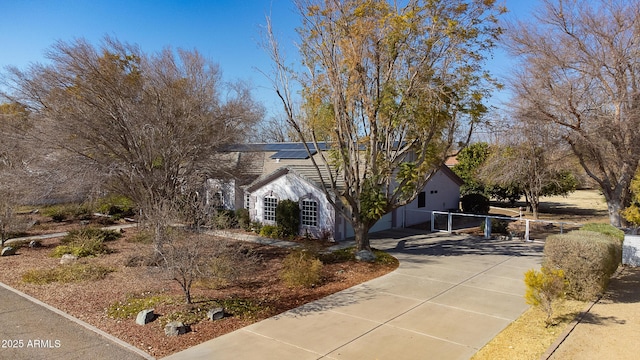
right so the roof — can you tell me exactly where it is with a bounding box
[246,164,344,195]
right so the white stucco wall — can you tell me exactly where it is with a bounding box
[250,172,335,240]
[206,179,237,210]
[397,170,461,228]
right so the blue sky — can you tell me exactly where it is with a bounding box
[0,0,536,118]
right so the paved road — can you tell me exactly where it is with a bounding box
[164,229,543,360]
[0,282,152,360]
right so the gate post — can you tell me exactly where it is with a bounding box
[525,219,530,241]
[447,212,453,234]
[484,217,491,239]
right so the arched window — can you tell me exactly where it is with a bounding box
[263,196,278,222]
[301,198,318,227]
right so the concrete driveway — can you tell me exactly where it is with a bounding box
[164,229,543,360]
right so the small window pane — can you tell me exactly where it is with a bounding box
[264,196,278,222]
[301,199,318,227]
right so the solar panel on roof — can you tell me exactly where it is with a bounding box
[270,149,317,159]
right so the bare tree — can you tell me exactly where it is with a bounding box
[159,232,260,304]
[265,0,505,254]
[504,0,640,226]
[478,116,577,219]
[1,37,263,251]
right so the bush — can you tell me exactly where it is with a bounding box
[235,208,250,231]
[213,210,237,229]
[259,225,280,238]
[544,230,621,301]
[461,193,490,214]
[280,249,323,288]
[52,227,121,258]
[61,228,122,244]
[276,199,300,237]
[42,203,92,222]
[95,195,136,219]
[22,263,114,284]
[524,267,567,326]
[580,223,624,243]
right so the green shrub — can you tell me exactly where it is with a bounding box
[461,193,490,214]
[22,263,114,284]
[524,267,567,326]
[61,228,122,244]
[52,227,121,258]
[42,203,92,222]
[544,231,621,301]
[275,199,300,237]
[580,223,624,243]
[235,208,251,231]
[250,221,263,234]
[280,249,323,288]
[259,225,280,238]
[213,210,237,229]
[96,195,136,219]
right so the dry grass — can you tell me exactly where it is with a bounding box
[472,300,587,360]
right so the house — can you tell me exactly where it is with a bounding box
[212,143,463,241]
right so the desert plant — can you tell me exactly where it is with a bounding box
[524,267,567,326]
[280,248,323,288]
[275,199,300,237]
[461,193,490,214]
[544,231,621,300]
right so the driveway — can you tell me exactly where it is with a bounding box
[0,282,151,360]
[163,229,543,360]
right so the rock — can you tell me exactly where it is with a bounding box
[60,254,78,264]
[207,307,225,321]
[28,240,42,248]
[164,321,188,336]
[1,246,16,256]
[355,249,376,262]
[136,309,155,325]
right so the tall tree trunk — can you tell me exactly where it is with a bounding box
[601,184,630,228]
[354,222,372,253]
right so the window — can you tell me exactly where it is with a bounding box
[264,196,278,222]
[213,191,224,210]
[418,192,426,208]
[301,199,318,227]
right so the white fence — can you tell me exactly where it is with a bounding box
[430,211,583,242]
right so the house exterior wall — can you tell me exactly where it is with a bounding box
[205,179,237,210]
[401,170,461,227]
[250,172,335,240]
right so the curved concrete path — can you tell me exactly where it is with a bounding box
[164,229,543,360]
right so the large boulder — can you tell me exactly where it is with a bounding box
[136,309,155,325]
[207,307,225,321]
[355,249,376,262]
[164,321,188,336]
